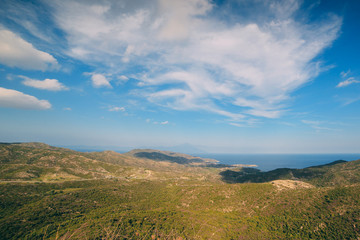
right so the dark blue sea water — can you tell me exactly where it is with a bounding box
[196,153,360,171]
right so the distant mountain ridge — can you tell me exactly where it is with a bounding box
[125,149,218,165]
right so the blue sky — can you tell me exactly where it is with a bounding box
[0,0,359,153]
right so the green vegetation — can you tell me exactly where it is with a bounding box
[126,149,218,166]
[220,159,360,187]
[134,151,204,164]
[0,143,359,239]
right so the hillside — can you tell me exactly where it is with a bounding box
[0,142,360,239]
[125,149,218,165]
[0,143,225,183]
[220,159,360,186]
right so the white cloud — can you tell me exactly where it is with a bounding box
[63,107,72,111]
[157,0,212,41]
[117,75,129,81]
[160,120,169,125]
[0,27,58,71]
[0,87,51,110]
[336,77,360,88]
[21,76,68,91]
[90,73,112,88]
[109,106,125,112]
[46,0,341,121]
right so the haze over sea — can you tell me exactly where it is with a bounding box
[197,154,360,171]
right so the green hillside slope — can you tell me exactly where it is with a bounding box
[220,159,360,186]
[0,143,219,182]
[0,142,359,239]
[125,149,218,165]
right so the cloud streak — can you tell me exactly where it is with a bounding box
[301,120,338,131]
[337,77,360,88]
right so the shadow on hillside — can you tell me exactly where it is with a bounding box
[219,167,292,184]
[134,152,203,164]
[219,165,334,184]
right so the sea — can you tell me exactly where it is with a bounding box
[196,153,360,171]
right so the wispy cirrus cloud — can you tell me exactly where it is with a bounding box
[0,87,51,110]
[336,77,360,88]
[301,120,339,131]
[335,70,360,106]
[337,70,359,88]
[42,0,341,123]
[0,0,60,43]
